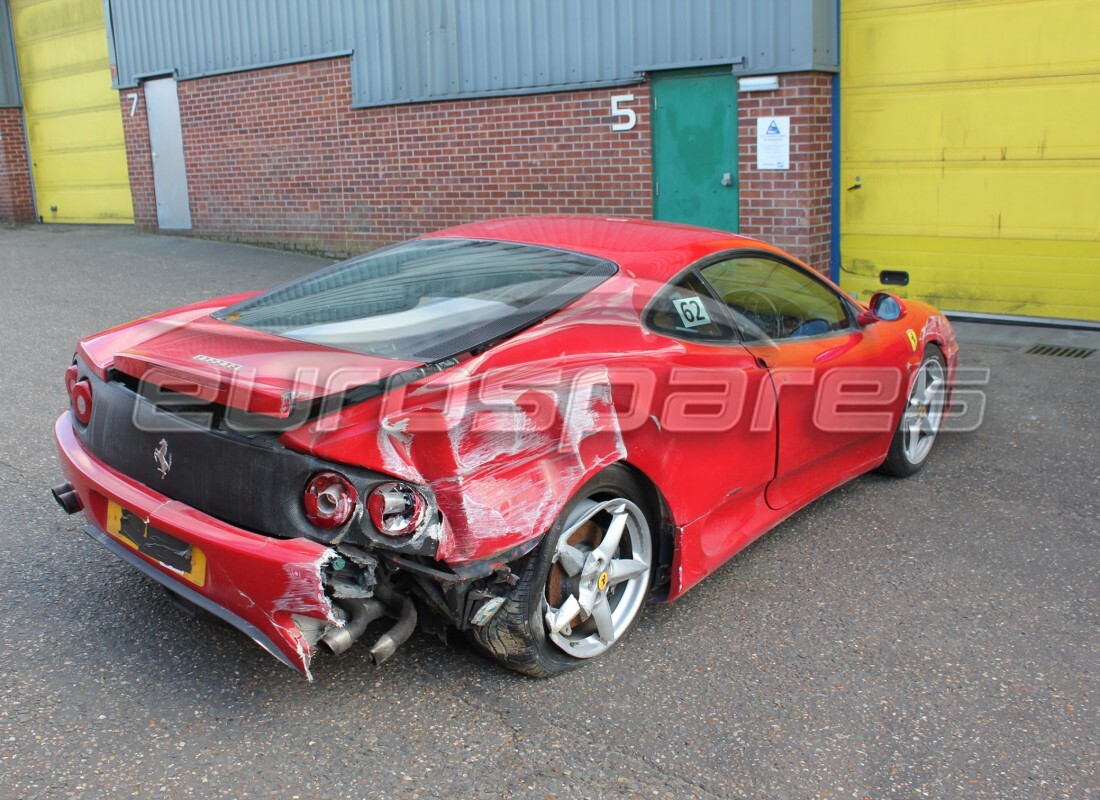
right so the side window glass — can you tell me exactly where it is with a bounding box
[645,270,736,342]
[701,257,850,342]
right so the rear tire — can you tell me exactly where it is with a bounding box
[469,464,654,677]
[878,344,947,477]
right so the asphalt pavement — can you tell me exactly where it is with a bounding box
[0,224,1095,799]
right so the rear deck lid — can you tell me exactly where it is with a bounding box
[113,315,422,419]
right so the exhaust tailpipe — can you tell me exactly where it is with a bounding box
[368,584,417,666]
[320,598,386,655]
[51,482,82,514]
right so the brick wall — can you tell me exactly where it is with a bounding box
[118,84,157,228]
[117,58,834,268]
[0,108,35,224]
[738,74,833,274]
[120,57,653,255]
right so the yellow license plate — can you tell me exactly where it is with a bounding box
[106,501,207,587]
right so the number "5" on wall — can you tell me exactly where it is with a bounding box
[610,94,637,131]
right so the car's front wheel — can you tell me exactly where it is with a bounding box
[878,344,947,477]
[470,465,654,677]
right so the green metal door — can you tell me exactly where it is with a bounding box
[651,68,738,232]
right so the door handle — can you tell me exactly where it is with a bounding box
[721,172,733,187]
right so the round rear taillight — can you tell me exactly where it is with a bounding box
[71,379,93,426]
[367,482,427,537]
[65,364,79,397]
[303,472,358,529]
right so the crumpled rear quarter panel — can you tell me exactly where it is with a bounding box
[283,360,629,564]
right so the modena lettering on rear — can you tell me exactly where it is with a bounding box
[193,354,243,370]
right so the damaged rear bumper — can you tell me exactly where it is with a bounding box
[54,413,339,678]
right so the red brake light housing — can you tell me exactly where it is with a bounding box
[65,364,79,396]
[69,373,93,426]
[367,482,427,537]
[303,472,358,529]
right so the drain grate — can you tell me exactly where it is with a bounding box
[1025,344,1096,359]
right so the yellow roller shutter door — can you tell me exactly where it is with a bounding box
[11,0,133,223]
[841,0,1100,322]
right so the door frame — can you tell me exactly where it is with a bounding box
[650,65,739,232]
[143,76,193,231]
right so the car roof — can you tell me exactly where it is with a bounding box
[425,216,785,282]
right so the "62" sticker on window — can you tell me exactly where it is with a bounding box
[672,297,712,328]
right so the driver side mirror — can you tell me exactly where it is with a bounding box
[857,292,908,326]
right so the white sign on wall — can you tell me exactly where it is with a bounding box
[756,116,791,170]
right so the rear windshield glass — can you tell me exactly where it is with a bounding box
[213,239,616,361]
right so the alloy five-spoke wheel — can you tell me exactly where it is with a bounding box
[544,498,652,659]
[902,356,946,464]
[879,344,947,477]
[469,465,655,677]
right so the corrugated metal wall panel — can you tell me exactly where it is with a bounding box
[106,0,838,107]
[0,1,20,107]
[813,0,839,68]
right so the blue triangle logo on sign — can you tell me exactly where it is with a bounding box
[766,120,781,135]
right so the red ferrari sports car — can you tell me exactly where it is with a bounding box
[51,217,958,679]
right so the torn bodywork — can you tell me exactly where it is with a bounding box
[55,412,432,679]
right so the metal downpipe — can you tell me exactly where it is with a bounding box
[320,598,386,655]
[369,583,417,666]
